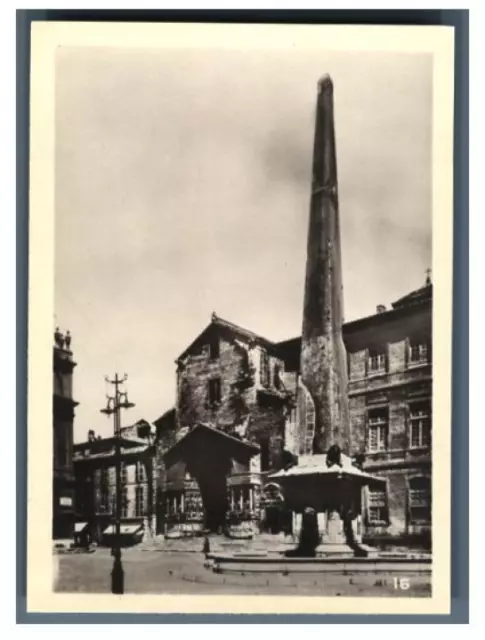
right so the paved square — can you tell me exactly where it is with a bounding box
[54,548,431,597]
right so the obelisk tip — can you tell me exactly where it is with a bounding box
[318,74,333,91]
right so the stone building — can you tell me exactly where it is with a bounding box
[53,327,78,539]
[347,282,432,544]
[154,313,296,535]
[154,277,432,544]
[73,420,156,544]
[276,278,432,545]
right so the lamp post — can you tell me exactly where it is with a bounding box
[100,373,135,595]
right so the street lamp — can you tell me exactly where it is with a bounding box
[100,373,135,595]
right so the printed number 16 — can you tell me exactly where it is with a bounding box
[393,577,410,590]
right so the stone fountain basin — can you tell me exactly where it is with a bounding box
[205,552,432,575]
[208,552,431,562]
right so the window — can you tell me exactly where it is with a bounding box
[367,348,387,375]
[260,351,270,387]
[208,378,221,406]
[368,488,388,524]
[408,338,430,366]
[120,462,127,484]
[273,364,282,389]
[166,492,183,515]
[409,402,431,448]
[232,486,250,511]
[135,485,145,517]
[110,492,116,515]
[108,466,116,485]
[99,467,110,511]
[136,461,146,483]
[284,407,298,454]
[103,490,114,515]
[409,477,431,524]
[209,339,220,360]
[367,408,388,452]
[121,487,129,518]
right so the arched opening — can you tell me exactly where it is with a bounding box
[297,380,316,455]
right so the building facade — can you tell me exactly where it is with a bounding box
[155,280,432,545]
[53,328,78,539]
[73,420,156,544]
[345,282,432,545]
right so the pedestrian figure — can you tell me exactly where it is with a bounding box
[203,535,211,556]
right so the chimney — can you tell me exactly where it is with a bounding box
[299,75,350,455]
[376,305,386,314]
[88,429,95,442]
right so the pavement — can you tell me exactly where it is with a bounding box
[138,533,290,554]
[54,546,432,597]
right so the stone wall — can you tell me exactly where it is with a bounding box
[177,335,255,429]
[247,399,286,471]
[176,332,289,465]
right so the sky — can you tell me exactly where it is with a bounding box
[55,46,432,443]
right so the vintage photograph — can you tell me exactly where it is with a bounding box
[28,22,454,615]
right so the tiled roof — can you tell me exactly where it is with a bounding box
[210,314,274,347]
[176,312,275,361]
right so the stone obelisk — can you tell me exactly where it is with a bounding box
[300,75,350,455]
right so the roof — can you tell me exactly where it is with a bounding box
[74,435,147,449]
[176,312,276,362]
[163,423,260,467]
[391,283,432,309]
[274,282,433,366]
[153,407,176,430]
[343,283,432,334]
[73,442,152,462]
[175,282,432,368]
[269,453,385,486]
